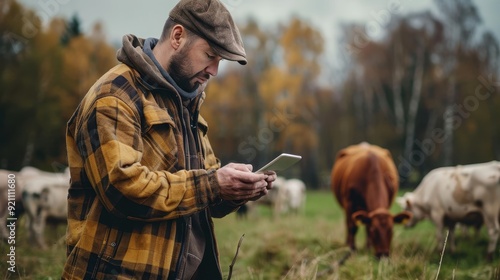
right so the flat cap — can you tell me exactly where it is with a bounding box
[169,0,247,65]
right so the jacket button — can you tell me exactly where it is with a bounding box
[110,242,116,247]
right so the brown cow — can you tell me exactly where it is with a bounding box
[331,142,411,258]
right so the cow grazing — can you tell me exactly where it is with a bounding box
[396,161,500,260]
[21,167,70,249]
[331,142,411,258]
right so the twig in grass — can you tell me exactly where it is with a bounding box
[316,248,352,277]
[227,234,245,280]
[338,250,352,266]
[435,230,449,280]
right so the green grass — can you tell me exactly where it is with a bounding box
[1,190,499,279]
[214,191,500,279]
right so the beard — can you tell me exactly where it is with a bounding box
[167,48,209,93]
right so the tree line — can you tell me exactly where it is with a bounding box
[0,0,116,172]
[1,0,499,188]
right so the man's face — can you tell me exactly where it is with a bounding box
[167,36,222,93]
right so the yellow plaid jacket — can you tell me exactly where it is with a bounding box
[63,63,239,279]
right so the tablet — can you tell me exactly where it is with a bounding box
[256,153,302,173]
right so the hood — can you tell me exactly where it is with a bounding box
[116,34,176,93]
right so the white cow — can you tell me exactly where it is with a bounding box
[274,178,306,215]
[21,167,70,249]
[397,161,500,260]
[1,166,70,243]
[241,177,306,218]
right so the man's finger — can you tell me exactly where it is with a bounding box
[235,170,268,184]
[231,163,253,172]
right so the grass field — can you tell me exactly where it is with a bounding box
[1,190,500,279]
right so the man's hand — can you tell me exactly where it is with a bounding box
[247,170,277,201]
[216,163,277,201]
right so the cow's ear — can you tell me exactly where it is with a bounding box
[395,196,410,210]
[405,199,412,210]
[352,211,370,225]
[393,211,413,225]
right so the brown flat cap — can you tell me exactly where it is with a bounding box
[169,0,247,65]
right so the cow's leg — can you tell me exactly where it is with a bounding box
[365,226,371,249]
[273,191,286,218]
[482,207,499,261]
[473,223,482,240]
[28,215,37,245]
[33,209,48,249]
[346,214,358,250]
[448,223,457,253]
[430,211,445,252]
[442,216,458,253]
[272,198,280,219]
[23,201,37,246]
[347,223,357,250]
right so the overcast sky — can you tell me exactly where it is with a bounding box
[18,0,500,82]
[19,0,500,42]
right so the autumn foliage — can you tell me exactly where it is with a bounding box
[0,0,116,171]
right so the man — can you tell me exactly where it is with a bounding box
[62,0,276,279]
